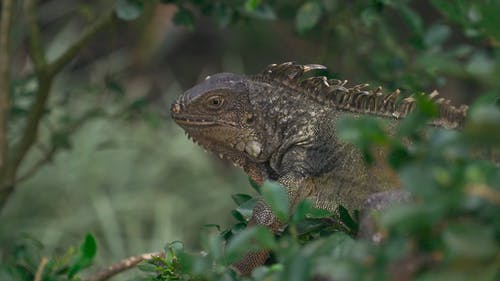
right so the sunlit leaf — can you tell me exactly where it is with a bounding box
[115,0,144,21]
[231,193,253,205]
[243,4,276,20]
[235,198,258,220]
[425,24,451,48]
[67,234,97,278]
[291,199,313,223]
[296,2,323,33]
[245,0,262,11]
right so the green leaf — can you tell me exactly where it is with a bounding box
[137,261,157,272]
[337,117,388,145]
[424,24,451,48]
[282,253,311,281]
[296,2,323,33]
[443,222,498,260]
[388,143,411,169]
[129,96,150,110]
[337,117,389,164]
[10,105,29,118]
[245,0,261,11]
[67,234,97,278]
[231,193,253,205]
[235,198,258,220]
[465,52,495,76]
[231,210,247,222]
[398,3,424,45]
[105,77,125,97]
[261,181,289,222]
[479,2,500,41]
[380,203,438,233]
[431,0,468,25]
[202,231,224,262]
[212,3,233,28]
[249,177,261,194]
[243,4,276,20]
[337,206,358,233]
[464,103,500,145]
[115,0,144,21]
[202,224,220,231]
[225,226,276,264]
[291,199,313,223]
[173,8,195,31]
[397,94,438,137]
[307,207,333,218]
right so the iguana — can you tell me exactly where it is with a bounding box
[170,62,468,275]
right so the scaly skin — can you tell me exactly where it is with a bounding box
[170,62,468,275]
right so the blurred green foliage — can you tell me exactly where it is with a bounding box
[0,0,499,280]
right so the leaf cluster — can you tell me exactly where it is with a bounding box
[0,234,97,281]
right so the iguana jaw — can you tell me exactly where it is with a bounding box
[172,109,268,171]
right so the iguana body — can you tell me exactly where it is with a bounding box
[170,62,468,274]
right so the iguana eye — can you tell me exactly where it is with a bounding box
[207,96,224,109]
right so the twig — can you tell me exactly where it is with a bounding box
[14,146,56,184]
[14,108,104,184]
[25,0,47,75]
[34,256,48,281]
[47,13,115,76]
[0,0,13,170]
[84,251,165,281]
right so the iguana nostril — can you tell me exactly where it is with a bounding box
[171,103,181,114]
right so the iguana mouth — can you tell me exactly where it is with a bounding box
[172,115,219,126]
[172,115,240,127]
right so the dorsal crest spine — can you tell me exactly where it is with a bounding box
[254,62,468,129]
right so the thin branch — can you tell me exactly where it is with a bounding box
[8,77,52,178]
[0,0,14,170]
[84,252,165,281]
[34,256,48,281]
[47,14,115,77]
[25,0,47,74]
[14,146,56,184]
[14,108,104,184]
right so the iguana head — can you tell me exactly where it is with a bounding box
[171,73,270,169]
[172,62,468,181]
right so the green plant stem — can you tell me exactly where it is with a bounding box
[47,14,115,77]
[14,108,105,185]
[0,0,14,210]
[0,0,13,173]
[25,0,47,75]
